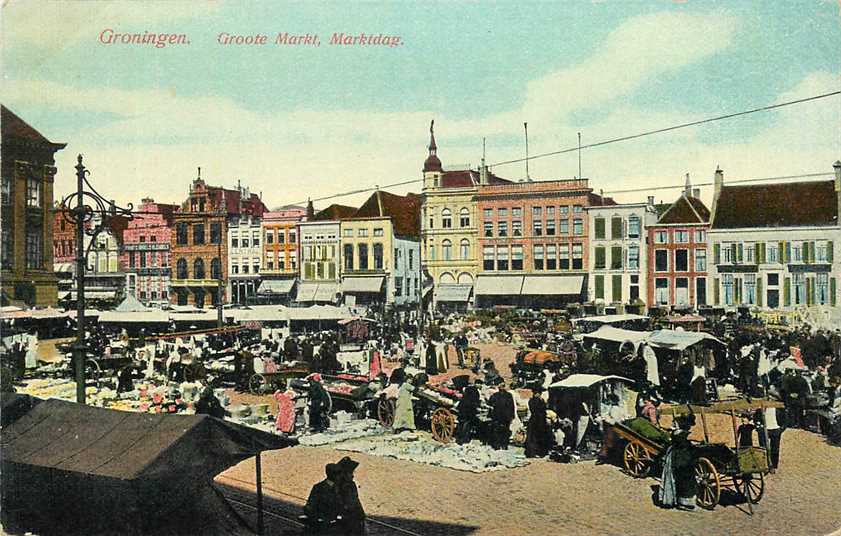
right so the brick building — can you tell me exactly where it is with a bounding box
[1,106,65,306]
[646,180,711,309]
[169,170,266,308]
[122,198,177,306]
[257,206,305,302]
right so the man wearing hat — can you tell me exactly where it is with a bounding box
[304,463,343,533]
[336,456,366,535]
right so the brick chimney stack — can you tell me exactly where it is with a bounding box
[306,198,315,220]
[710,166,724,225]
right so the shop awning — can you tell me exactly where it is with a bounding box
[647,329,723,350]
[53,262,74,273]
[314,283,339,302]
[99,310,170,323]
[475,275,524,296]
[583,325,652,347]
[341,276,384,294]
[60,290,117,300]
[549,374,632,389]
[295,283,319,302]
[435,285,473,302]
[521,275,584,295]
[258,279,296,295]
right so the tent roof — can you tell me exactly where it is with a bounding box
[573,313,649,324]
[549,374,632,389]
[647,329,723,350]
[115,293,150,312]
[583,325,652,345]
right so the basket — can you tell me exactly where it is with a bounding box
[737,446,769,474]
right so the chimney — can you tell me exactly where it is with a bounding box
[647,195,654,206]
[684,173,691,197]
[710,166,724,225]
[479,158,489,185]
[692,188,700,199]
[600,189,604,206]
[306,198,315,220]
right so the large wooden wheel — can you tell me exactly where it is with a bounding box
[85,358,101,385]
[249,373,268,395]
[430,407,456,443]
[378,398,396,428]
[623,442,653,478]
[737,473,765,504]
[695,457,721,510]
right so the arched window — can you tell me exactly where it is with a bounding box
[176,258,188,279]
[193,258,205,279]
[211,257,222,279]
[457,272,474,285]
[440,272,456,284]
[460,239,470,260]
[442,239,452,260]
[441,208,452,229]
[459,207,470,227]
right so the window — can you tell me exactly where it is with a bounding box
[723,243,733,263]
[498,208,508,219]
[630,275,640,301]
[628,245,640,270]
[26,176,40,208]
[794,273,806,305]
[612,274,623,302]
[441,209,452,229]
[231,236,239,248]
[594,247,606,269]
[343,229,353,237]
[675,249,688,272]
[483,208,492,219]
[193,224,205,245]
[655,231,668,244]
[372,228,383,237]
[394,248,401,270]
[409,250,414,269]
[358,244,368,270]
[252,232,260,247]
[675,278,689,306]
[194,289,205,308]
[358,229,368,237]
[459,208,470,227]
[428,241,436,261]
[573,205,583,213]
[498,221,508,237]
[696,277,707,306]
[572,244,583,270]
[483,246,495,271]
[695,249,707,271]
[745,243,755,263]
[442,240,452,261]
[533,220,542,236]
[139,252,146,268]
[695,230,706,243]
[484,222,493,237]
[512,207,522,219]
[560,219,569,235]
[628,216,641,239]
[655,250,669,272]
[817,241,829,263]
[560,205,569,216]
[611,217,623,240]
[266,259,274,271]
[211,222,222,244]
[177,289,188,306]
[266,231,274,244]
[610,246,623,270]
[512,220,522,237]
[289,231,297,243]
[532,207,542,219]
[546,245,557,270]
[395,277,403,297]
[344,244,353,270]
[744,274,757,305]
[595,275,605,300]
[560,245,570,270]
[512,245,524,270]
[723,274,734,305]
[231,263,239,275]
[2,226,12,269]
[25,229,42,269]
[374,244,384,269]
[594,218,606,240]
[129,252,136,268]
[792,243,802,263]
[241,236,249,248]
[655,278,669,305]
[176,258,188,279]
[1,176,10,205]
[817,273,829,305]
[496,247,509,271]
[675,230,689,243]
[176,223,188,245]
[546,206,555,219]
[139,236,146,243]
[150,236,156,242]
[533,245,544,270]
[193,258,205,279]
[211,257,222,279]
[546,219,556,236]
[460,239,470,260]
[573,219,583,236]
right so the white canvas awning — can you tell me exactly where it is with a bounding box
[573,313,649,324]
[60,290,117,300]
[99,310,169,323]
[520,275,584,295]
[258,279,296,295]
[475,275,524,296]
[341,277,384,294]
[647,329,723,350]
[284,305,352,321]
[549,374,632,389]
[435,285,473,302]
[314,283,339,302]
[295,283,319,302]
[53,263,74,273]
[583,325,652,348]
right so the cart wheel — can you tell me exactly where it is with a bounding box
[737,473,765,504]
[377,398,396,428]
[695,457,721,510]
[249,373,268,395]
[431,408,456,444]
[324,390,333,415]
[623,442,652,478]
[85,359,101,384]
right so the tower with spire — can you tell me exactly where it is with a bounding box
[422,120,443,191]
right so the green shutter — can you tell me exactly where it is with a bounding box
[714,243,720,265]
[595,247,605,269]
[612,246,623,269]
[735,278,742,304]
[595,275,604,300]
[785,242,791,264]
[810,242,817,263]
[611,218,623,240]
[804,242,811,264]
[613,274,622,302]
[784,277,791,306]
[831,277,837,307]
[757,277,763,307]
[759,243,766,264]
[595,218,605,240]
[806,277,814,306]
[737,243,743,263]
[828,241,834,263]
[779,241,785,263]
[714,278,720,305]
[731,244,738,264]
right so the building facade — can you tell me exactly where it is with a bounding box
[122,198,176,307]
[298,219,342,304]
[1,106,64,307]
[589,201,657,306]
[257,207,305,303]
[228,207,263,305]
[646,184,710,309]
[708,164,841,313]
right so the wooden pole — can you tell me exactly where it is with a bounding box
[699,408,710,443]
[730,410,739,448]
[255,452,264,535]
[760,404,773,473]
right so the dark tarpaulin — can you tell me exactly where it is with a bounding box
[1,398,295,535]
[0,392,42,427]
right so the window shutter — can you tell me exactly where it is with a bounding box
[784,277,791,306]
[831,277,837,307]
[756,276,763,307]
[828,241,834,263]
[714,243,720,265]
[595,275,604,299]
[758,243,766,264]
[737,243,743,263]
[778,241,785,263]
[731,244,737,264]
[735,278,742,304]
[713,278,720,305]
[804,242,811,265]
[785,242,791,264]
[810,241,817,263]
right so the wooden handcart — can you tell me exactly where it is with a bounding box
[376,383,463,444]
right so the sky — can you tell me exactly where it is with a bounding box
[2,0,840,211]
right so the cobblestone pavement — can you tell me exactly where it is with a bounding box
[220,427,841,536]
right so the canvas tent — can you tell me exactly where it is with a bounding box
[1,398,295,535]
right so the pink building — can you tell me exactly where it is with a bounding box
[121,198,177,305]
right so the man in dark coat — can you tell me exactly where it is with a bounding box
[304,463,343,534]
[336,456,366,535]
[284,336,299,362]
[194,386,226,420]
[525,386,550,458]
[455,384,481,445]
[488,384,515,450]
[308,374,330,432]
[302,338,315,365]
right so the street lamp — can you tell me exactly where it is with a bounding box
[60,155,134,404]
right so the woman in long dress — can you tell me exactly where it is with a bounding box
[392,380,416,431]
[274,389,297,434]
[659,415,697,510]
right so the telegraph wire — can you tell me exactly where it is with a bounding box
[602,172,834,195]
